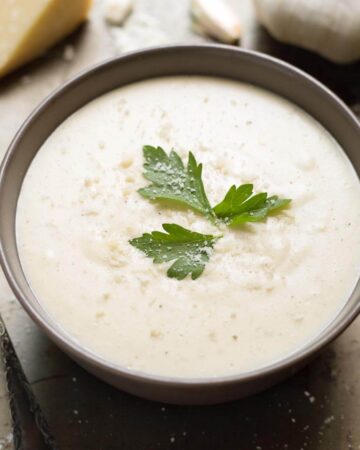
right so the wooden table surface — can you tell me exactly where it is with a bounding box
[0,1,360,449]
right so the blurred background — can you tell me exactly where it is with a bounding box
[0,0,360,449]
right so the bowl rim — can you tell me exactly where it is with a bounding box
[1,43,360,387]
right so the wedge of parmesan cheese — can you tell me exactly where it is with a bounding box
[0,0,92,78]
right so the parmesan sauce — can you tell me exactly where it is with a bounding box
[16,76,360,378]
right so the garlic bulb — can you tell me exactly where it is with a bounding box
[190,0,242,44]
[253,0,360,63]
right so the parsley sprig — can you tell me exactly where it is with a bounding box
[138,145,217,222]
[130,224,220,280]
[129,146,291,280]
[214,184,291,225]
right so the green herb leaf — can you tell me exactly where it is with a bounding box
[129,223,220,280]
[213,184,291,225]
[138,146,216,221]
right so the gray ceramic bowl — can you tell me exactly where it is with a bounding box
[1,45,360,405]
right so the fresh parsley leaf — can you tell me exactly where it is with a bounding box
[213,184,291,225]
[129,223,220,280]
[213,184,253,218]
[138,146,217,221]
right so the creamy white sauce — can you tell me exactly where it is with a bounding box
[16,76,360,378]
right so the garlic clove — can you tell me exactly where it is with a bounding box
[104,0,134,26]
[190,0,242,44]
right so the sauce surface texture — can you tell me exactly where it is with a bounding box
[16,76,360,377]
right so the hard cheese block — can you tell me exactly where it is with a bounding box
[0,0,92,78]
